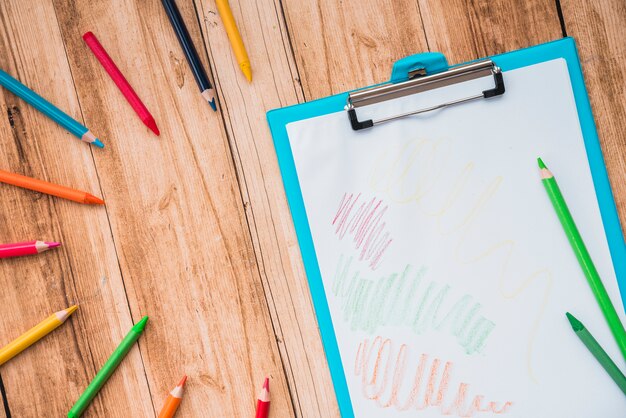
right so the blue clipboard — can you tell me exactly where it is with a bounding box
[266,37,626,417]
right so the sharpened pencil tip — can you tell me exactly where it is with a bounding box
[85,194,105,205]
[537,157,546,169]
[66,305,79,316]
[241,64,252,82]
[133,315,149,333]
[566,312,584,331]
[143,116,160,136]
[45,241,61,249]
[263,377,269,390]
[209,99,217,112]
[93,138,105,148]
[179,375,187,387]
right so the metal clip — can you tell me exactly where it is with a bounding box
[346,59,505,131]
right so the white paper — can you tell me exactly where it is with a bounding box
[286,59,626,417]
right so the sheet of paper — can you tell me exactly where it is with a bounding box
[286,59,626,417]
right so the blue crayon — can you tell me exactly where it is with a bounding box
[0,69,103,148]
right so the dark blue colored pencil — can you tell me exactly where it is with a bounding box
[161,0,217,111]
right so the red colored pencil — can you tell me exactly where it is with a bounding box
[255,377,270,418]
[0,240,61,259]
[82,31,160,135]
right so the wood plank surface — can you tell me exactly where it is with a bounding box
[418,0,563,63]
[0,0,624,417]
[49,0,294,416]
[560,0,626,232]
[194,0,335,416]
[0,1,153,416]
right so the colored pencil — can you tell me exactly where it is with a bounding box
[0,69,103,148]
[0,240,61,259]
[68,316,148,418]
[157,375,187,418]
[0,169,104,205]
[538,157,626,361]
[0,305,77,366]
[566,312,626,395]
[82,32,160,136]
[161,0,217,111]
[215,0,252,82]
[255,377,270,418]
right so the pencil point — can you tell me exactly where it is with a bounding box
[144,117,160,136]
[85,194,105,205]
[56,304,78,322]
[537,157,546,169]
[201,89,216,111]
[566,312,584,331]
[133,316,149,333]
[179,375,187,387]
[262,377,269,391]
[45,241,61,249]
[241,63,252,82]
[93,138,105,148]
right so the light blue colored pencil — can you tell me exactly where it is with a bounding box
[0,69,103,148]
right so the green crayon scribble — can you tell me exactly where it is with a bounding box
[333,255,495,355]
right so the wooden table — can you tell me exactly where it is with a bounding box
[0,1,623,416]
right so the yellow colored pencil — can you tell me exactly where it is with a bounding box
[215,0,252,82]
[0,305,78,366]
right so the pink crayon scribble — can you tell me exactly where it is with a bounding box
[332,193,393,270]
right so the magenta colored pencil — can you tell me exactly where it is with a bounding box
[83,31,160,135]
[0,241,61,258]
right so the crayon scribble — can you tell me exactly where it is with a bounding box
[333,256,495,355]
[354,336,514,417]
[369,138,553,380]
[332,193,392,270]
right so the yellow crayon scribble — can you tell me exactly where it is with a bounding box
[369,137,553,382]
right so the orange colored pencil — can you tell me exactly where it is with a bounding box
[255,377,270,418]
[0,169,104,205]
[158,375,187,418]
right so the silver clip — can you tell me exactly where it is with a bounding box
[346,59,505,130]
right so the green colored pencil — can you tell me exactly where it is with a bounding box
[67,316,148,417]
[566,312,626,395]
[538,157,626,361]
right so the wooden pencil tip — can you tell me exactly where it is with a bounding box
[537,157,546,169]
[179,375,187,387]
[55,304,78,322]
[262,377,269,391]
[85,194,105,205]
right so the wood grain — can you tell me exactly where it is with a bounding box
[0,1,152,417]
[49,0,294,416]
[418,0,563,63]
[283,0,429,100]
[194,0,336,416]
[560,0,626,233]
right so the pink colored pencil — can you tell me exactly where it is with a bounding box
[0,241,61,259]
[83,31,160,136]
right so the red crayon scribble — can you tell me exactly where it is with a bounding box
[332,193,393,270]
[354,337,514,417]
